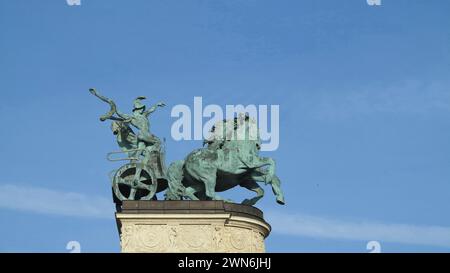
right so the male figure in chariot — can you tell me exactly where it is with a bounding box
[90,88,168,202]
[115,96,166,159]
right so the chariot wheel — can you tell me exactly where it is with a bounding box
[112,162,158,201]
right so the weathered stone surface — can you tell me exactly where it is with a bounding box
[116,201,270,253]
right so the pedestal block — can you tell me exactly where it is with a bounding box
[115,200,271,253]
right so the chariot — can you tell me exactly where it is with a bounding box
[108,142,168,202]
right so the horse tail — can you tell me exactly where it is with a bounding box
[165,160,186,200]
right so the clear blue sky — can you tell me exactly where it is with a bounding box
[0,0,449,252]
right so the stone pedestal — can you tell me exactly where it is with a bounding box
[115,201,271,253]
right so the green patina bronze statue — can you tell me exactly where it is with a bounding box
[165,114,285,206]
[90,89,285,207]
[90,88,168,203]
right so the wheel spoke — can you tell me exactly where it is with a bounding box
[136,181,150,190]
[129,188,137,199]
[117,177,132,186]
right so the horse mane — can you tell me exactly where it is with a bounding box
[205,113,260,144]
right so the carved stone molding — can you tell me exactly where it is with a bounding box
[116,201,271,253]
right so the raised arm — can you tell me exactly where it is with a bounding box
[144,101,166,117]
[89,88,130,121]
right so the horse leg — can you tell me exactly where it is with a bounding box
[240,179,264,206]
[184,187,200,200]
[203,171,224,201]
[270,175,285,205]
[165,160,185,200]
[252,171,285,205]
[247,157,276,183]
[184,158,232,202]
[262,157,276,181]
[200,167,232,202]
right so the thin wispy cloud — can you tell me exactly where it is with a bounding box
[266,210,450,248]
[2,184,449,248]
[0,184,113,219]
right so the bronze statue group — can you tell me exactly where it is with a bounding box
[90,89,285,207]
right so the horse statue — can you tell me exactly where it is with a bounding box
[165,114,285,206]
[90,88,285,206]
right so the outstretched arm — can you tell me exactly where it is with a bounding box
[115,109,132,121]
[144,101,165,117]
[89,88,131,121]
[89,88,117,121]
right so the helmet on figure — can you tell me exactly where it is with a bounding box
[133,96,146,111]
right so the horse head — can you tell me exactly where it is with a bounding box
[110,120,124,136]
[110,121,137,151]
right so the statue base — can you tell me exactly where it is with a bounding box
[115,200,271,253]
